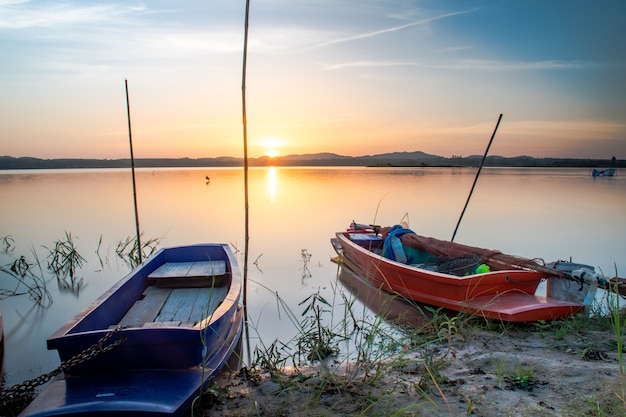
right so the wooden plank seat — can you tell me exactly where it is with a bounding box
[118,284,229,328]
[118,286,171,327]
[147,261,228,288]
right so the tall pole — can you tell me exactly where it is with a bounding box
[125,79,142,263]
[451,113,503,242]
[241,0,252,365]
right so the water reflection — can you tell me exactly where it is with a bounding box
[337,265,433,329]
[267,166,276,202]
[1,167,624,386]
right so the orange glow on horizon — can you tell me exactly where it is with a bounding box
[258,136,286,158]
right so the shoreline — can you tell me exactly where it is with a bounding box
[200,323,625,416]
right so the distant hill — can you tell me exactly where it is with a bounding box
[0,152,623,170]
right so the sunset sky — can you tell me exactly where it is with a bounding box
[1,0,625,160]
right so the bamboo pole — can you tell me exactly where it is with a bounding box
[451,113,502,242]
[241,0,252,366]
[125,79,142,264]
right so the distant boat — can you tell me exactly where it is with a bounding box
[19,243,243,417]
[331,223,606,322]
[591,168,616,177]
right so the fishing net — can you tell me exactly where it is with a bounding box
[378,226,626,296]
[432,256,483,276]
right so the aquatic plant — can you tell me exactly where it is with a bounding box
[228,260,445,415]
[44,232,86,293]
[0,244,51,306]
[45,232,85,279]
[1,235,15,252]
[296,290,342,362]
[115,234,160,267]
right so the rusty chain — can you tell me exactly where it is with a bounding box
[1,326,125,404]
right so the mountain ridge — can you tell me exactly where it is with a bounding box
[0,152,623,170]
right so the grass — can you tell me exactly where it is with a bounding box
[0,236,51,306]
[115,234,161,267]
[196,259,626,416]
[607,268,626,415]
[198,264,466,416]
[45,232,86,292]
[490,354,534,389]
[1,233,162,303]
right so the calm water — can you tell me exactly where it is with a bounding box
[1,167,625,385]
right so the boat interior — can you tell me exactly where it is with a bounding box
[117,260,229,328]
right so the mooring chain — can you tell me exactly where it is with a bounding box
[1,326,125,401]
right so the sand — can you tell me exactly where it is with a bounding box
[199,324,625,417]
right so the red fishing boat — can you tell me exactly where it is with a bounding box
[332,223,604,322]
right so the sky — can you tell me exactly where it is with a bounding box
[1,0,625,160]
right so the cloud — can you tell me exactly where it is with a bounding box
[309,9,472,50]
[0,1,144,29]
[320,59,600,72]
[507,119,626,138]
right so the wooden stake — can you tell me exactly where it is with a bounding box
[241,0,252,366]
[125,79,142,263]
[451,114,502,242]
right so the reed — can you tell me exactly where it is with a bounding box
[44,232,86,293]
[0,236,51,306]
[219,266,451,416]
[607,266,626,413]
[1,233,161,306]
[115,234,160,267]
[0,258,50,307]
[1,235,15,252]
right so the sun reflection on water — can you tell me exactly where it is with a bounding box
[268,166,276,202]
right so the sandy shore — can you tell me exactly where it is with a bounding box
[199,323,625,416]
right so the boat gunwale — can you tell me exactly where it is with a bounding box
[47,243,242,342]
[336,232,545,285]
[335,232,583,321]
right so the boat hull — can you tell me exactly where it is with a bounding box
[19,243,243,417]
[591,168,616,177]
[19,309,242,417]
[335,232,583,322]
[46,244,242,374]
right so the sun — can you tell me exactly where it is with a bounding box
[260,137,285,158]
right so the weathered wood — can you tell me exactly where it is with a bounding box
[170,288,201,322]
[147,261,227,288]
[190,287,229,323]
[148,262,195,278]
[142,321,182,328]
[118,286,171,327]
[118,281,231,327]
[156,288,197,322]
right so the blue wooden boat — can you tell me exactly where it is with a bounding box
[591,168,616,177]
[19,243,243,417]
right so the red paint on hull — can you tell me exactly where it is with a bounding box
[335,232,583,322]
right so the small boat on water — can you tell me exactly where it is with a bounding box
[19,243,243,417]
[591,168,616,177]
[332,223,611,322]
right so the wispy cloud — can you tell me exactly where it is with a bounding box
[0,1,144,29]
[320,59,601,72]
[309,10,471,50]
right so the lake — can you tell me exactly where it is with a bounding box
[1,166,624,386]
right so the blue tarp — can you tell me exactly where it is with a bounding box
[382,224,415,262]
